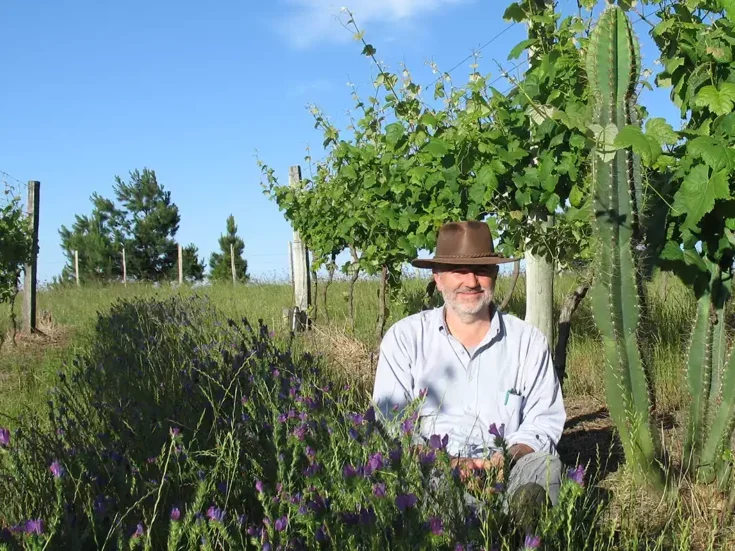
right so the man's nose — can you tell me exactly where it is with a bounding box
[462,271,479,287]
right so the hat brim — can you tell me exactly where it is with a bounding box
[411,255,517,269]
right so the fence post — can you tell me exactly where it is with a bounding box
[178,244,183,285]
[289,166,311,331]
[74,250,80,286]
[122,247,127,286]
[230,243,236,284]
[22,180,40,334]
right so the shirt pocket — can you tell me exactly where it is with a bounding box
[504,392,523,436]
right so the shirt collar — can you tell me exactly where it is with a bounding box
[435,304,503,343]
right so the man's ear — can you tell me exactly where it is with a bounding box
[432,271,442,291]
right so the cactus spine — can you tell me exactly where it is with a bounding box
[585,3,664,488]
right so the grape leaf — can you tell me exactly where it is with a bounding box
[569,184,585,208]
[613,125,662,165]
[645,118,679,146]
[509,39,537,60]
[385,122,404,148]
[425,138,449,158]
[361,44,377,57]
[476,166,498,194]
[693,84,735,116]
[687,137,733,172]
[503,2,525,22]
[590,123,618,162]
[672,165,730,231]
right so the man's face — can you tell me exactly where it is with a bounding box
[433,264,497,318]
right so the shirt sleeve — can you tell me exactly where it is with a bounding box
[371,324,415,424]
[506,330,566,454]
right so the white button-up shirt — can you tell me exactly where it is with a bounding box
[371,305,565,458]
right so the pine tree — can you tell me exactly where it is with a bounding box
[113,168,180,282]
[59,193,126,283]
[209,215,249,282]
[182,243,205,282]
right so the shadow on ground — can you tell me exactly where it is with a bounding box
[557,398,624,481]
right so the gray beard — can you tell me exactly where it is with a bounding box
[441,288,494,322]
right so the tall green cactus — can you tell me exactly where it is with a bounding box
[585,3,664,489]
[694,267,734,485]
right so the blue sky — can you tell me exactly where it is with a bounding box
[0,0,680,285]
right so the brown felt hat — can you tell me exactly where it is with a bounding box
[411,221,516,269]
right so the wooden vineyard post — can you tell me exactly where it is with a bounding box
[178,244,183,285]
[122,247,127,286]
[22,180,40,334]
[289,166,311,331]
[74,250,80,286]
[230,243,236,284]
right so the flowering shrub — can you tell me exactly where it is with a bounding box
[1,296,607,549]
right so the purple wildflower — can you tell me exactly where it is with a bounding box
[277,413,288,423]
[262,543,272,551]
[389,447,402,463]
[217,481,228,494]
[241,395,249,405]
[368,452,384,472]
[401,418,414,434]
[170,427,180,438]
[351,413,364,426]
[343,464,357,478]
[170,507,181,521]
[0,428,9,447]
[49,460,65,478]
[429,434,449,451]
[524,534,541,549]
[395,493,418,512]
[293,424,308,440]
[568,465,585,486]
[305,446,316,457]
[419,388,428,398]
[348,428,359,440]
[315,525,328,542]
[207,506,225,523]
[359,507,376,525]
[488,423,505,440]
[365,406,376,423]
[288,409,297,418]
[255,480,264,493]
[24,519,43,535]
[419,449,436,466]
[373,483,386,497]
[429,516,443,536]
[274,516,288,532]
[272,369,280,378]
[132,523,144,538]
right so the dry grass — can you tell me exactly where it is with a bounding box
[300,321,378,397]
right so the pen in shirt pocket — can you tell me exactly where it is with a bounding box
[504,388,521,405]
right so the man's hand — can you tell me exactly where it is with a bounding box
[450,452,504,483]
[508,443,534,464]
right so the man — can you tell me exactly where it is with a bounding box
[371,220,566,509]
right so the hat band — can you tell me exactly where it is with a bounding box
[434,252,501,259]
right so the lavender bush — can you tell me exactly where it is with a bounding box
[0,295,630,550]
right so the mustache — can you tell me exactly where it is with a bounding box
[454,286,486,293]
